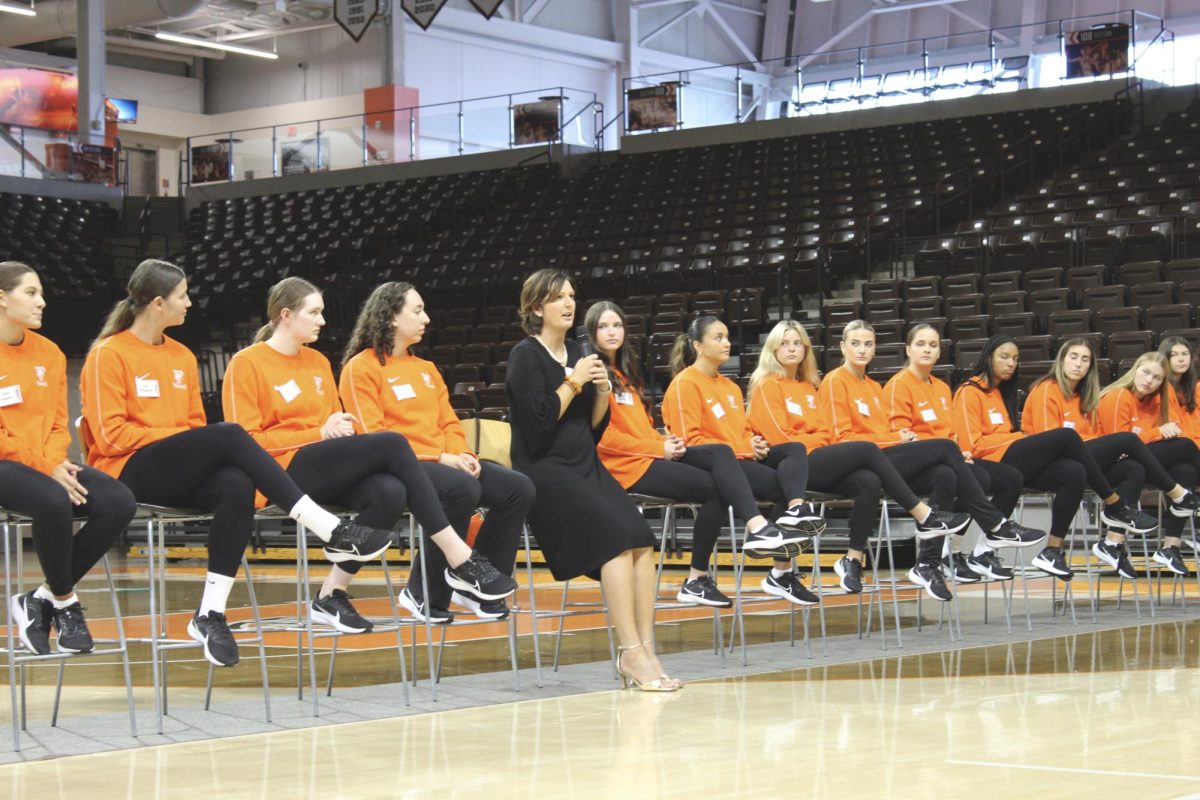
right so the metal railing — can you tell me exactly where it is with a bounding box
[0,124,123,188]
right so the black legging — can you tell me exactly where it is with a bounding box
[996,428,1117,539]
[807,441,923,551]
[119,423,312,578]
[967,460,1024,519]
[738,441,811,515]
[400,460,535,606]
[1147,438,1200,537]
[884,439,1005,528]
[0,461,137,596]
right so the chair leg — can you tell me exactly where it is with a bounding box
[5,519,21,752]
[147,517,165,735]
[297,525,320,717]
[415,522,439,702]
[379,556,411,706]
[241,557,272,723]
[102,555,138,738]
[523,525,545,688]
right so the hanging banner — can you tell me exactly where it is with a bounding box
[401,0,449,31]
[469,0,505,19]
[513,98,561,145]
[333,0,380,42]
[190,143,230,184]
[1065,23,1129,78]
[626,82,679,132]
[44,142,116,184]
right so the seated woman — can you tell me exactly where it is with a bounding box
[223,278,516,633]
[884,324,1039,583]
[663,316,825,605]
[954,335,1157,583]
[81,259,396,667]
[749,319,979,594]
[587,301,792,608]
[1,261,137,655]
[1097,351,1200,576]
[340,281,534,622]
[506,269,679,691]
[821,320,1036,601]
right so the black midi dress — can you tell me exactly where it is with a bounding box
[505,337,655,581]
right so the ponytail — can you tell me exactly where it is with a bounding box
[253,322,275,343]
[670,315,721,378]
[254,276,320,344]
[92,259,185,349]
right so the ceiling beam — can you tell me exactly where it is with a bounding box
[638,1,700,45]
[700,0,758,64]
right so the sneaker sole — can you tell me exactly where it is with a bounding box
[1168,505,1197,519]
[948,570,982,584]
[8,595,48,656]
[450,592,510,619]
[744,532,810,554]
[1091,543,1135,578]
[916,516,972,540]
[443,570,516,601]
[775,517,827,536]
[966,562,1014,581]
[323,541,391,564]
[759,579,819,606]
[984,532,1047,549]
[309,605,372,634]
[186,619,240,667]
[833,565,862,594]
[905,569,953,602]
[1099,511,1157,535]
[1031,556,1073,580]
[1152,553,1189,575]
[399,590,453,624]
[55,639,94,655]
[675,590,733,608]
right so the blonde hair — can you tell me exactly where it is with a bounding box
[1099,351,1170,424]
[841,319,875,340]
[93,259,185,348]
[254,277,320,343]
[748,320,819,401]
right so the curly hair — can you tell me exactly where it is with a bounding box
[342,281,415,368]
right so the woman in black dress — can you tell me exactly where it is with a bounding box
[506,269,679,692]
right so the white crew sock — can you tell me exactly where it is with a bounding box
[35,584,76,608]
[770,567,791,579]
[972,534,993,557]
[748,519,767,534]
[199,572,236,617]
[288,495,340,541]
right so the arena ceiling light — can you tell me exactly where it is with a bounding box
[0,2,36,16]
[154,31,279,60]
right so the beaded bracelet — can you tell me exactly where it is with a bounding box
[562,376,583,396]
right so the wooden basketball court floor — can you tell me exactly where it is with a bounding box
[4,555,1200,799]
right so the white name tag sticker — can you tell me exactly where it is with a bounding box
[1064,420,1076,429]
[0,384,22,407]
[785,399,804,416]
[1132,426,1142,435]
[616,392,634,406]
[920,408,938,422]
[855,400,870,417]
[135,376,160,398]
[392,383,417,401]
[275,379,301,403]
[712,403,726,419]
[988,411,1005,425]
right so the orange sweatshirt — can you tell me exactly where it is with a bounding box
[818,365,905,448]
[0,330,71,475]
[746,373,829,450]
[662,365,755,459]
[883,367,954,440]
[80,330,205,478]
[1096,388,1166,443]
[596,369,664,489]
[1021,379,1098,439]
[222,342,342,470]
[951,379,1022,462]
[339,348,470,460]
[1167,383,1200,444]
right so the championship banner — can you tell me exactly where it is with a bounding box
[190,143,230,184]
[513,98,560,145]
[333,0,379,42]
[626,82,679,132]
[469,0,505,19]
[1066,23,1129,78]
[401,0,449,31]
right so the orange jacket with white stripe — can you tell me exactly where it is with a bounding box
[818,365,905,447]
[746,372,829,450]
[662,365,755,459]
[339,348,470,460]
[951,379,1022,462]
[883,367,954,441]
[1020,379,1098,439]
[80,330,205,478]
[596,369,664,489]
[0,330,71,475]
[1096,387,1165,444]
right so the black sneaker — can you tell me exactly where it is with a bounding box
[9,592,52,655]
[310,589,373,633]
[399,586,453,624]
[915,510,971,540]
[966,551,1014,580]
[451,590,511,620]
[1168,492,1200,519]
[761,571,819,606]
[187,611,240,667]
[52,602,94,654]
[906,562,953,601]
[775,502,827,537]
[1153,546,1189,575]
[675,575,733,608]
[742,523,808,556]
[1093,540,1136,579]
[834,556,863,593]
[942,552,981,584]
[324,520,393,563]
[1032,546,1073,581]
[444,552,517,601]
[1100,503,1158,536]
[984,520,1047,548]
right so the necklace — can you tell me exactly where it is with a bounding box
[535,335,567,366]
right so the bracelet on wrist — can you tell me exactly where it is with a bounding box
[562,377,582,396]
